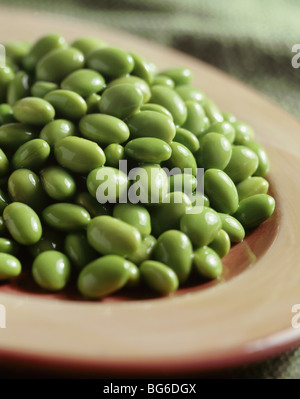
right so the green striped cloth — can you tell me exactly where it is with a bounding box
[0,0,300,379]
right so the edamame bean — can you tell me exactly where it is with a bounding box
[87,47,134,78]
[126,261,140,287]
[218,213,245,243]
[0,237,19,255]
[32,250,71,291]
[77,255,130,298]
[169,174,197,193]
[23,34,66,71]
[205,121,236,143]
[64,233,98,269]
[174,127,200,153]
[7,71,30,105]
[236,177,269,201]
[71,37,107,56]
[180,206,221,246]
[196,133,232,170]
[5,41,30,65]
[0,149,9,177]
[36,47,85,83]
[160,67,193,86]
[87,216,141,256]
[54,136,106,173]
[175,85,205,104]
[12,139,50,170]
[0,66,14,102]
[193,246,222,279]
[8,169,46,211]
[151,192,192,236]
[244,140,270,177]
[125,137,172,163]
[87,166,129,203]
[154,230,193,283]
[150,85,187,126]
[202,99,223,124]
[126,110,176,142]
[113,203,151,237]
[209,229,231,258]
[30,81,59,98]
[13,97,55,125]
[0,190,10,214]
[152,75,175,88]
[86,93,101,113]
[0,253,21,280]
[99,83,143,119]
[181,101,206,135]
[233,121,254,144]
[44,90,87,120]
[140,260,179,295]
[0,217,7,236]
[140,103,173,119]
[104,143,125,168]
[61,69,105,97]
[127,235,156,265]
[0,104,15,125]
[222,111,237,124]
[40,166,76,200]
[204,169,239,214]
[166,142,197,176]
[40,119,76,147]
[75,192,111,217]
[43,203,91,232]
[3,202,42,244]
[29,229,63,257]
[223,146,259,183]
[107,75,151,103]
[79,114,130,145]
[130,52,155,84]
[0,123,37,149]
[233,194,275,230]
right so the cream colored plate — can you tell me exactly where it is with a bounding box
[0,6,300,375]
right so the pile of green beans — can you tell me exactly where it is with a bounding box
[0,34,275,298]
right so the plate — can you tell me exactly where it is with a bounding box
[0,6,300,376]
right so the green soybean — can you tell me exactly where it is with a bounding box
[125,137,172,163]
[0,237,19,255]
[8,169,46,211]
[36,47,85,83]
[140,103,173,119]
[166,142,197,176]
[0,148,9,177]
[12,139,50,170]
[175,85,205,104]
[54,136,105,173]
[127,235,156,265]
[3,202,42,245]
[32,250,71,291]
[75,192,111,217]
[40,166,76,200]
[209,229,231,258]
[79,113,130,145]
[130,52,155,84]
[154,230,193,283]
[64,233,98,270]
[221,111,237,124]
[236,177,269,201]
[202,99,223,124]
[29,229,63,257]
[224,146,259,183]
[181,101,206,135]
[87,215,141,256]
[0,123,37,149]
[233,121,255,144]
[218,213,245,243]
[71,37,107,56]
[204,169,239,214]
[196,133,232,170]
[107,75,151,103]
[0,103,15,125]
[43,203,91,232]
[30,81,59,98]
[0,189,10,214]
[87,47,134,78]
[233,194,275,230]
[140,260,179,295]
[77,255,130,298]
[99,83,143,119]
[86,93,101,113]
[113,203,151,237]
[23,34,66,71]
[205,121,236,143]
[169,173,197,193]
[0,253,21,280]
[244,140,270,177]
[7,71,30,105]
[193,246,222,279]
[150,85,187,126]
[13,97,55,125]
[104,143,125,168]
[127,110,176,142]
[152,75,175,88]
[160,67,192,86]
[0,66,15,102]
[61,69,105,97]
[174,127,200,153]
[0,217,6,236]
[180,206,221,246]
[44,90,87,120]
[40,119,76,147]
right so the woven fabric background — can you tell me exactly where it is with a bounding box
[0,0,300,379]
